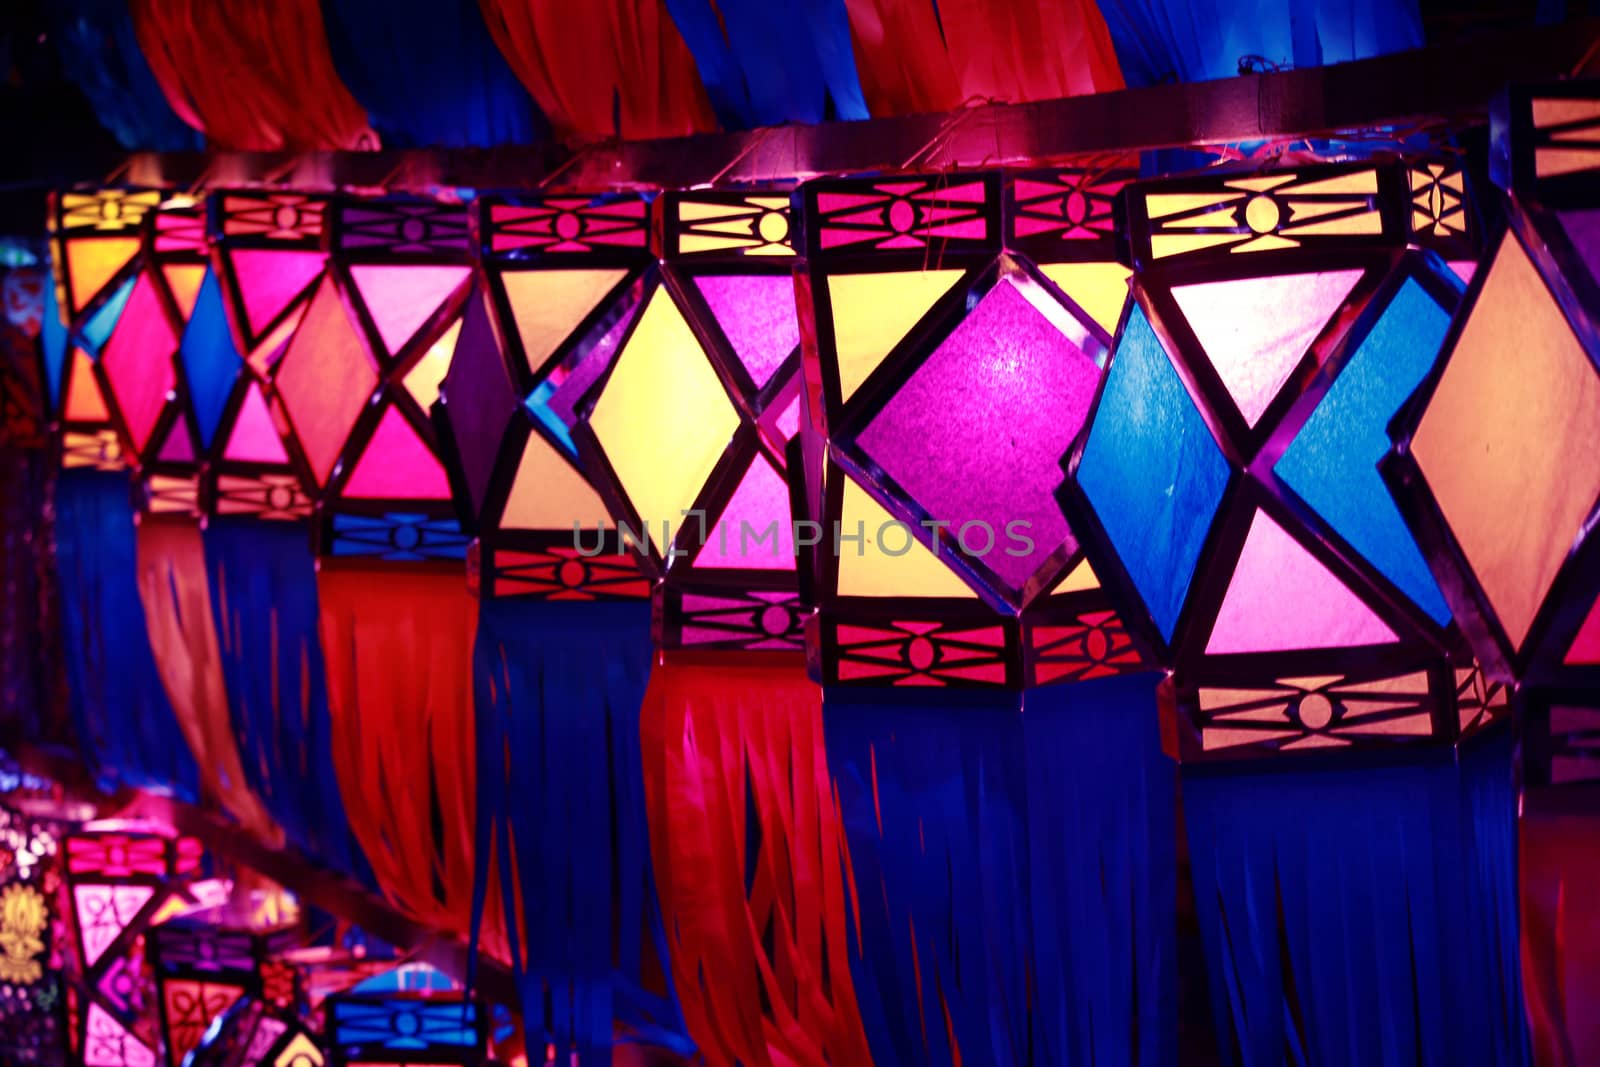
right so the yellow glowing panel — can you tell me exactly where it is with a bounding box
[1039,262,1130,336]
[501,430,613,531]
[66,236,140,312]
[678,200,757,222]
[1162,205,1240,229]
[836,475,977,599]
[163,265,207,320]
[1049,557,1100,595]
[64,349,108,422]
[402,320,461,411]
[1203,727,1298,750]
[1287,171,1378,196]
[1224,175,1297,193]
[502,268,629,371]
[589,288,738,552]
[274,1033,324,1067]
[1411,233,1600,649]
[1152,232,1241,259]
[1535,149,1600,178]
[1533,98,1600,130]
[1144,192,1242,219]
[1281,211,1382,237]
[1286,200,1365,224]
[825,270,964,402]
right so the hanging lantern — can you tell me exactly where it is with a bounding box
[564,188,805,648]
[791,166,1145,688]
[182,996,325,1067]
[62,826,205,1067]
[325,990,484,1066]
[45,188,164,470]
[437,190,655,598]
[1384,82,1600,698]
[148,919,299,1067]
[0,803,64,1062]
[1058,159,1508,758]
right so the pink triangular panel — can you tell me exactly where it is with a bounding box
[85,1002,156,1067]
[693,274,799,388]
[75,884,154,967]
[694,455,794,570]
[100,272,177,453]
[349,265,470,356]
[224,382,288,464]
[229,250,325,339]
[1173,269,1363,426]
[342,406,451,499]
[1566,591,1600,665]
[1207,509,1399,654]
[156,419,195,463]
[1447,260,1478,285]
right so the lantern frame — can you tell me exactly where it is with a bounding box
[792,167,1147,688]
[1521,687,1600,803]
[149,918,300,1067]
[432,192,655,599]
[324,990,485,1066]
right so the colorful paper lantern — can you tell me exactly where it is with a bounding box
[325,991,484,1066]
[149,918,299,1067]
[62,826,205,1067]
[564,189,806,648]
[791,166,1144,688]
[1059,160,1508,757]
[435,191,655,599]
[1385,82,1600,693]
[183,996,325,1067]
[46,188,164,471]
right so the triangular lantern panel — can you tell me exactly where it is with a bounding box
[694,454,795,570]
[349,264,470,357]
[341,406,452,500]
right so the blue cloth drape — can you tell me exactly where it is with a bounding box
[202,518,373,887]
[825,674,1176,1067]
[1097,0,1425,87]
[662,0,869,128]
[53,468,200,798]
[50,0,203,151]
[470,599,691,1064]
[320,0,545,148]
[1183,732,1529,1067]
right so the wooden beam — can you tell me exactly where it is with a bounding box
[108,18,1600,197]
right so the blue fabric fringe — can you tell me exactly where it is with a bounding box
[662,0,869,128]
[53,469,200,798]
[320,0,546,148]
[470,599,691,1064]
[202,518,373,888]
[1183,732,1530,1066]
[1097,0,1425,87]
[50,0,203,151]
[825,674,1176,1067]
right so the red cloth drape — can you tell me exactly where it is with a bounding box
[130,0,375,150]
[843,0,1124,116]
[316,563,503,951]
[134,518,280,845]
[1522,811,1600,1067]
[640,654,871,1067]
[478,0,716,142]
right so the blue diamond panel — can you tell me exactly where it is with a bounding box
[1274,277,1453,625]
[1077,305,1230,641]
[178,269,244,448]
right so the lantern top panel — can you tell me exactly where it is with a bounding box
[479,192,653,264]
[1493,80,1600,208]
[659,189,796,260]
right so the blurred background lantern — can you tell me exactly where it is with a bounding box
[433,191,690,1063]
[1057,159,1524,1064]
[61,824,205,1067]
[182,996,325,1067]
[0,802,65,1063]
[148,917,299,1066]
[325,988,484,1066]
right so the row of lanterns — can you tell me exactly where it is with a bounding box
[44,90,1599,726]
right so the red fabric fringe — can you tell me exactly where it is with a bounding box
[316,563,504,952]
[843,0,1124,116]
[1522,811,1600,1067]
[478,0,716,142]
[640,654,871,1067]
[130,0,375,150]
[134,518,280,844]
